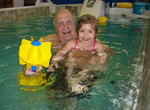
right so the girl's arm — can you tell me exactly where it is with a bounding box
[51,40,75,64]
[47,40,75,72]
[95,42,108,64]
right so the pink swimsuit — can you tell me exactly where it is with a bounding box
[73,39,96,51]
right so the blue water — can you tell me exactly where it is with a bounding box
[0,14,148,110]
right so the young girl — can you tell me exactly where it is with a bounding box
[47,14,109,94]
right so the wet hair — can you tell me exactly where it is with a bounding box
[77,14,98,38]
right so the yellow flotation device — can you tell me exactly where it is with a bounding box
[98,16,108,24]
[19,36,52,71]
[18,36,53,92]
[117,2,133,8]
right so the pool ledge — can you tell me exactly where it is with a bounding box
[108,7,150,19]
[137,19,150,110]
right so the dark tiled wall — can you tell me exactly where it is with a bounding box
[0,6,50,20]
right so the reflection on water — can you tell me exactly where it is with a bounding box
[45,59,98,109]
[46,46,113,95]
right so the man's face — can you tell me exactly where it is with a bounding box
[54,11,76,43]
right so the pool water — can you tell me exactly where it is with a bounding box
[0,13,148,110]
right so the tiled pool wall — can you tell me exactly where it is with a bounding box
[0,5,82,20]
[0,6,50,20]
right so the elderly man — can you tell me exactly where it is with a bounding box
[23,9,77,75]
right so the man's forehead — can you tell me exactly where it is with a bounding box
[56,16,73,22]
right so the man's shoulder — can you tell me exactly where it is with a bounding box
[43,34,57,42]
[67,39,76,44]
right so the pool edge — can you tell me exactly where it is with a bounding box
[137,19,150,110]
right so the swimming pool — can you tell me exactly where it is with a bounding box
[0,13,148,110]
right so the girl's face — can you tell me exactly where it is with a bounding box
[78,24,96,44]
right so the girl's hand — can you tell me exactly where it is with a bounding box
[46,63,58,72]
[24,66,43,76]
